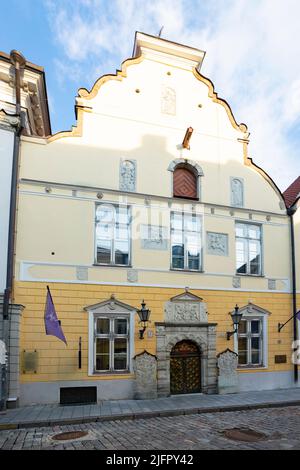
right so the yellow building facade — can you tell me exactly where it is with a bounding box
[13,32,299,405]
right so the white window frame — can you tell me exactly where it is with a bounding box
[95,203,131,267]
[85,301,136,377]
[235,222,263,276]
[234,305,269,369]
[170,211,203,272]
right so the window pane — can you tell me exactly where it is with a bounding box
[238,337,248,365]
[236,239,247,274]
[97,240,112,264]
[236,224,246,238]
[115,223,129,240]
[114,338,127,370]
[249,225,260,240]
[96,355,109,371]
[96,338,109,354]
[117,206,130,224]
[171,213,183,230]
[188,256,200,270]
[184,214,200,232]
[114,356,127,370]
[251,320,261,334]
[238,320,247,334]
[96,318,109,334]
[97,205,113,222]
[115,319,127,335]
[96,223,112,239]
[114,240,129,265]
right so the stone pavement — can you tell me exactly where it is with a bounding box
[0,387,300,431]
[1,406,300,450]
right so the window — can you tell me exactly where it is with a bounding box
[94,315,129,372]
[173,165,198,199]
[171,212,202,271]
[235,223,262,275]
[238,318,263,367]
[96,204,131,266]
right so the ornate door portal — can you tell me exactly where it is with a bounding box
[170,341,201,395]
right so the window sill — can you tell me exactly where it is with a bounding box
[170,268,204,274]
[93,264,132,268]
[235,273,265,278]
[91,371,132,376]
[238,365,267,371]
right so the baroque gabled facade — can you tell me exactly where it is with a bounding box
[1,32,299,406]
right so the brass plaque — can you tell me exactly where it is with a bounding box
[275,355,287,364]
[21,350,38,373]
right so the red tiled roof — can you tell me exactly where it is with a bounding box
[283,176,300,208]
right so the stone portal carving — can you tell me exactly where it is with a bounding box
[161,86,176,115]
[207,232,228,256]
[231,177,244,207]
[217,349,238,394]
[133,351,157,399]
[164,290,208,323]
[119,159,136,192]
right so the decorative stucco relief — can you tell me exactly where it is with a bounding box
[119,159,136,192]
[161,86,176,115]
[164,291,208,323]
[231,177,244,207]
[207,232,228,256]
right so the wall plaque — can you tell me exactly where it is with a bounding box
[274,355,287,364]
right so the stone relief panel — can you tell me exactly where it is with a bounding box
[161,86,176,115]
[119,159,136,192]
[127,269,138,283]
[164,292,208,324]
[141,225,168,250]
[231,177,244,207]
[207,232,228,256]
[217,349,238,394]
[133,351,157,399]
[232,277,241,289]
[76,266,88,281]
[268,279,276,290]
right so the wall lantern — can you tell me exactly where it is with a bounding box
[137,300,151,339]
[226,304,243,340]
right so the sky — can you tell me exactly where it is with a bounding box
[1,0,299,191]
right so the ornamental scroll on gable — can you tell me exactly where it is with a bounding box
[164,289,208,323]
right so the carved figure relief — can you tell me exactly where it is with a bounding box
[161,86,176,115]
[119,159,136,192]
[231,178,244,207]
[217,350,238,377]
[207,232,228,256]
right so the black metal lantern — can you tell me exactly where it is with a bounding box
[137,300,151,339]
[226,304,243,340]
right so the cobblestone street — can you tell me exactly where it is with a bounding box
[0,406,300,450]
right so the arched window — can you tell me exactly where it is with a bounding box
[173,164,198,199]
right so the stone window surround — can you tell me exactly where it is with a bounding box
[233,303,270,370]
[85,297,136,376]
[167,159,204,202]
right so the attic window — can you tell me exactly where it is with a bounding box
[173,164,198,200]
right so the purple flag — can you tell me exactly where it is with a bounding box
[44,286,67,345]
[296,310,300,321]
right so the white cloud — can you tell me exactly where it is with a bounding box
[45,0,300,190]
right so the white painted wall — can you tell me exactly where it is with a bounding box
[0,128,14,291]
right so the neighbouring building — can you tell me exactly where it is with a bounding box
[1,32,299,407]
[0,50,51,408]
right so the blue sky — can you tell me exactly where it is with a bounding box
[1,0,300,191]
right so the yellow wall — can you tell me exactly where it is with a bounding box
[16,281,295,385]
